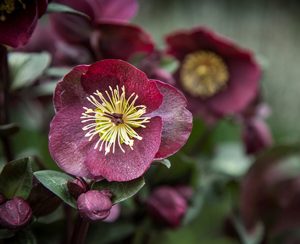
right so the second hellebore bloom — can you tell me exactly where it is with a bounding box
[166,27,261,123]
[49,60,192,182]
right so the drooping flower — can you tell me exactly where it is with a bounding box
[146,186,192,228]
[166,27,261,123]
[49,60,192,182]
[0,0,48,48]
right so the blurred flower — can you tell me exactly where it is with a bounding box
[51,0,138,45]
[49,60,192,181]
[147,186,191,228]
[239,99,273,154]
[67,178,89,199]
[0,197,32,229]
[0,0,48,48]
[242,117,273,154]
[77,190,112,221]
[166,27,261,123]
[240,151,300,241]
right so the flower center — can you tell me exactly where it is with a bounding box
[81,85,150,155]
[180,51,229,98]
[0,0,26,21]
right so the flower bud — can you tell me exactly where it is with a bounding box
[0,197,32,229]
[67,178,88,199]
[103,204,121,223]
[147,186,187,228]
[77,190,112,222]
[242,118,273,154]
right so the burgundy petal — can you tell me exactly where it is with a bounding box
[93,22,154,61]
[81,60,163,113]
[207,53,261,116]
[0,2,39,48]
[37,0,49,17]
[150,80,192,159]
[49,105,92,178]
[88,0,138,23]
[54,65,89,112]
[85,117,162,181]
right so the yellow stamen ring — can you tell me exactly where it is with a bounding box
[81,85,150,155]
[180,51,229,98]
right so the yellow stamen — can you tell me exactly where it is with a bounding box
[180,51,229,98]
[81,85,150,155]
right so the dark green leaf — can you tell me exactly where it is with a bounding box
[31,82,56,97]
[0,229,15,239]
[92,177,145,204]
[47,3,90,20]
[34,170,76,208]
[153,159,171,168]
[9,52,51,90]
[0,157,33,199]
[9,230,37,244]
[0,123,20,136]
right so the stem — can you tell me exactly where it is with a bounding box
[70,216,90,244]
[0,45,13,162]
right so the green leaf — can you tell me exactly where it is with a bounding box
[92,177,145,204]
[9,52,51,90]
[31,81,57,97]
[0,123,20,136]
[34,170,76,208]
[45,67,71,77]
[153,159,171,168]
[159,55,179,73]
[0,157,33,199]
[47,3,91,20]
[0,229,15,239]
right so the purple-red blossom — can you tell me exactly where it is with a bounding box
[77,190,112,222]
[166,27,261,123]
[146,186,192,228]
[49,60,192,181]
[0,197,32,229]
[0,0,48,48]
[51,0,138,45]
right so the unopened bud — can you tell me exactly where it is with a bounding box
[77,190,112,222]
[147,186,187,228]
[0,197,32,229]
[67,178,88,199]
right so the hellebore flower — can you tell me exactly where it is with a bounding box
[146,186,191,228]
[77,190,112,221]
[166,27,261,123]
[49,60,192,181]
[0,197,32,229]
[0,0,48,48]
[240,149,300,242]
[51,0,138,45]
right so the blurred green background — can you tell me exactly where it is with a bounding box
[135,0,300,143]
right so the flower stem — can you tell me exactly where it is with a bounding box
[70,216,90,244]
[0,45,13,162]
